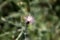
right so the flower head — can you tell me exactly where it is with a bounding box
[24,14,35,24]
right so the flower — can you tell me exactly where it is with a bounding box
[24,14,35,24]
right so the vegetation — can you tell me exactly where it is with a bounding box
[0,0,60,40]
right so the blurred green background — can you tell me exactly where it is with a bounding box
[0,0,60,40]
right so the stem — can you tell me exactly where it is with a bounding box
[15,31,23,40]
[24,22,29,40]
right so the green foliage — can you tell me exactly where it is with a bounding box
[0,0,60,40]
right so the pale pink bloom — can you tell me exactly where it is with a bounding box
[24,14,35,24]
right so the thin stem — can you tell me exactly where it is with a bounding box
[15,31,23,40]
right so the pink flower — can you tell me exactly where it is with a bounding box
[24,14,35,24]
